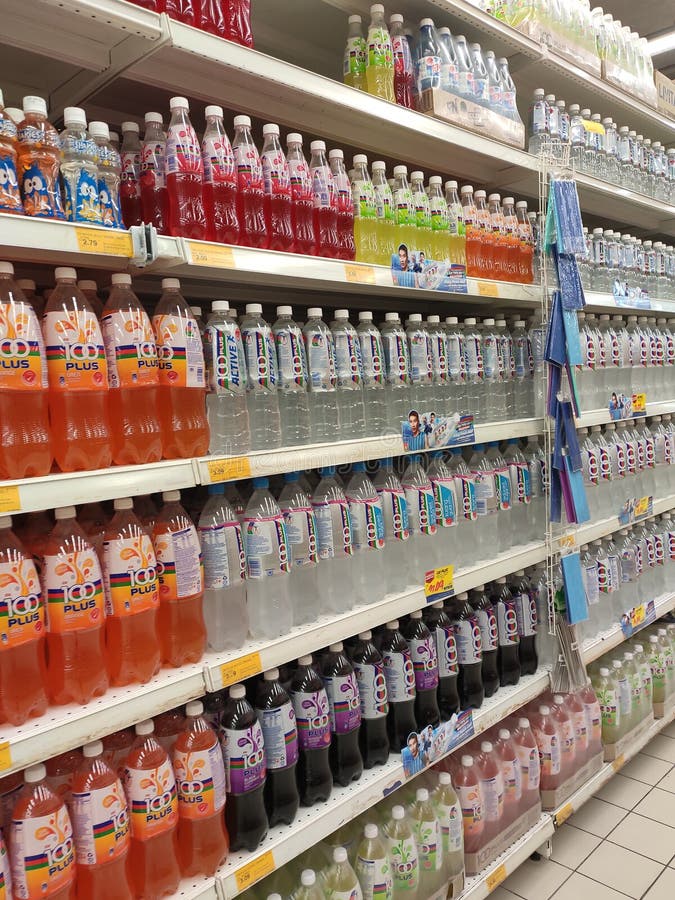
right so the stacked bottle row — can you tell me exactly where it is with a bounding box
[578,227,675,300]
[128,0,253,45]
[590,621,675,743]
[576,314,675,412]
[343,7,522,124]
[527,90,675,203]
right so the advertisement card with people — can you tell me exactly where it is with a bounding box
[402,410,474,452]
[391,246,468,293]
[401,710,474,778]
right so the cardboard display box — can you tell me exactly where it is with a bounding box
[464,801,542,876]
[540,750,604,810]
[653,693,675,720]
[603,714,655,761]
[417,88,525,149]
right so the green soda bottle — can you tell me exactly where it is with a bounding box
[408,788,444,898]
[384,805,419,899]
[355,823,393,900]
[324,847,364,899]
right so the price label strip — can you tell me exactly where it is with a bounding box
[188,241,236,268]
[477,280,499,297]
[0,742,12,772]
[344,263,376,285]
[234,850,276,892]
[555,802,574,826]
[220,652,263,688]
[486,863,507,892]
[424,565,454,604]
[75,228,134,257]
[0,485,20,514]
[207,456,252,483]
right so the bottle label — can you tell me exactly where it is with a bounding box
[292,688,331,750]
[103,534,159,617]
[324,671,362,733]
[437,798,463,854]
[121,150,141,195]
[409,635,439,691]
[311,164,335,209]
[454,616,482,665]
[102,308,159,388]
[382,648,416,701]
[349,498,385,551]
[0,301,48,390]
[403,485,437,537]
[205,321,245,392]
[359,332,385,386]
[497,599,519,647]
[377,486,410,541]
[583,447,599,486]
[573,708,588,752]
[275,326,307,388]
[413,815,442,873]
[152,313,205,388]
[42,548,105,633]
[353,179,377,220]
[515,592,537,638]
[495,467,511,510]
[355,854,393,900]
[333,170,353,214]
[44,308,108,391]
[141,139,167,189]
[509,462,531,506]
[382,331,410,384]
[243,514,290,578]
[11,807,75,896]
[344,36,367,77]
[0,837,10,900]
[534,729,561,776]
[475,605,497,652]
[432,477,456,528]
[166,123,203,176]
[201,134,235,186]
[71,779,130,866]
[62,160,102,225]
[334,330,363,386]
[0,145,22,214]
[257,703,299,769]
[154,524,203,601]
[464,335,481,379]
[174,735,227,817]
[447,333,463,379]
[234,144,263,192]
[482,336,498,380]
[123,759,179,839]
[305,328,337,390]
[435,624,458,678]
[0,555,45,648]
[480,774,504,823]
[472,470,496,516]
[242,324,277,389]
[457,783,482,837]
[386,834,419,893]
[598,687,619,727]
[353,660,388,719]
[409,333,431,384]
[368,27,393,69]
[457,474,477,520]
[281,506,318,568]
[199,519,246,589]
[221,722,266,794]
[17,147,65,220]
[516,742,540,791]
[262,148,291,199]
[312,498,353,559]
[502,756,522,806]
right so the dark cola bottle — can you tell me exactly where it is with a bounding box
[423,601,460,719]
[491,577,521,686]
[401,611,441,729]
[349,630,390,768]
[322,642,364,786]
[448,591,484,710]
[255,668,300,827]
[290,655,333,806]
[380,620,418,749]
[509,570,538,675]
[470,584,499,698]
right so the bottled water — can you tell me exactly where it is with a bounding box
[356,311,389,436]
[346,462,386,606]
[445,316,465,413]
[448,447,477,561]
[506,439,532,541]
[462,317,482,420]
[204,301,250,456]
[89,121,123,229]
[469,444,499,559]
[426,314,449,411]
[381,312,412,425]
[480,318,499,421]
[487,441,512,553]
[406,313,433,412]
[428,450,457,567]
[331,309,366,439]
[240,303,281,450]
[272,305,311,446]
[495,318,515,416]
[311,466,355,616]
[529,316,547,418]
[278,472,319,626]
[373,457,410,595]
[303,308,341,443]
[401,454,438,578]
[528,89,548,155]
[512,319,532,418]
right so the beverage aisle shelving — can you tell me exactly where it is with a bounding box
[576,400,675,428]
[582,589,675,664]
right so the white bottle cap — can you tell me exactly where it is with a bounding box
[539,705,551,715]
[349,14,362,24]
[3,107,22,124]
[483,318,495,326]
[358,630,372,640]
[24,764,46,783]
[353,153,368,166]
[0,516,12,529]
[488,193,501,203]
[263,123,280,136]
[516,200,528,209]
[503,196,514,205]
[518,717,530,728]
[329,642,343,652]
[55,506,76,520]
[364,823,378,839]
[310,140,326,152]
[333,847,347,864]
[113,497,133,510]
[122,120,140,133]
[370,4,385,13]
[384,313,399,322]
[212,300,230,311]
[287,132,302,144]
[63,106,87,127]
[481,741,493,752]
[475,189,486,199]
[429,175,442,185]
[464,317,476,325]
[301,870,317,886]
[408,313,422,322]
[0,262,14,276]
[110,274,131,287]
[386,620,399,629]
[553,694,564,703]
[22,96,47,116]
[162,278,181,290]
[230,684,246,699]
[358,311,373,321]
[276,306,293,316]
[411,170,424,181]
[416,787,429,801]
[145,111,164,124]
[169,97,189,111]
[190,306,201,317]
[392,805,405,820]
[83,740,103,758]
[393,164,408,176]
[135,719,154,736]
[264,668,280,680]
[55,267,77,281]
[328,148,344,160]
[372,160,386,171]
[298,655,313,666]
[409,610,422,619]
[233,114,251,127]
[246,303,263,315]
[334,309,349,319]
[461,755,474,766]
[460,185,474,193]
[439,772,451,785]
[446,316,458,325]
[89,121,110,140]
[162,490,180,502]
[499,728,511,740]
[599,667,610,676]
[205,105,224,119]
[185,700,204,717]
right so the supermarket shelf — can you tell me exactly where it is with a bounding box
[575,399,675,428]
[216,670,551,898]
[172,877,217,900]
[583,291,675,315]
[561,491,675,549]
[582,590,675,664]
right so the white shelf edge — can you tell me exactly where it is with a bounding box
[583,291,675,314]
[575,399,675,428]
[582,591,675,665]
[561,492,675,549]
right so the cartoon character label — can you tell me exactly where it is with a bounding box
[11,805,75,897]
[173,736,227,818]
[154,524,203,601]
[243,514,290,579]
[353,660,388,719]
[291,688,332,751]
[0,146,23,213]
[18,156,65,220]
[256,702,299,770]
[71,780,130,865]
[102,534,159,618]
[124,758,178,839]
[44,308,108,391]
[323,671,362,734]
[62,157,102,225]
[408,636,439,691]
[42,547,105,633]
[152,313,206,389]
[102,308,159,389]
[199,519,246,590]
[312,498,353,559]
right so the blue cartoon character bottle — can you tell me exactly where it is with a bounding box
[90,121,123,229]
[0,89,23,215]
[60,107,103,225]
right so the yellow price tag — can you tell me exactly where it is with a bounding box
[634,496,650,519]
[559,533,576,551]
[630,605,646,629]
[477,281,499,297]
[75,228,134,257]
[0,485,20,514]
[188,241,236,268]
[612,754,625,772]
[424,565,454,601]
[234,850,275,892]
[556,802,574,826]
[632,392,647,414]
[207,456,252,483]
[221,652,262,688]
[344,263,376,285]
[0,742,12,772]
[486,863,507,892]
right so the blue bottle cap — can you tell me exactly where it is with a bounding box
[380,457,393,466]
[284,471,300,482]
[319,465,336,477]
[208,483,225,495]
[352,461,366,472]
[252,476,269,489]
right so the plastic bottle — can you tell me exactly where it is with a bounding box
[512,717,540,811]
[550,694,576,782]
[229,115,266,247]
[272,305,311,446]
[415,19,441,95]
[59,107,102,225]
[198,0,226,36]
[311,465,355,616]
[240,302,282,450]
[165,97,206,239]
[532,705,562,792]
[423,601,460,719]
[431,772,463,887]
[152,490,205,666]
[393,165,416,258]
[325,846,364,899]
[510,569,538,675]
[17,96,65,220]
[390,14,415,108]
[70,740,132,899]
[122,720,181,898]
[322,642,364,786]
[261,123,293,252]
[426,451,456,565]
[42,506,108,705]
[291,655,333,806]
[410,171,432,259]
[102,728,135,779]
[381,311,412,425]
[450,591,484,710]
[380,620,417,749]
[10,763,76,900]
[87,121,122,230]
[372,161,396,265]
[365,4,395,102]
[579,679,603,757]
[0,88,23,215]
[470,586,499,698]
[351,155,378,264]
[286,133,315,255]
[309,140,339,258]
[409,787,444,897]
[201,105,239,245]
[567,688,590,768]
[344,14,368,91]
[493,577,520,686]
[164,0,196,25]
[278,471,318,626]
[454,755,484,854]
[119,121,142,227]
[350,631,390,768]
[356,311,388,437]
[255,668,300,828]
[355,822,393,900]
[203,300,250,455]
[384,805,419,898]
[140,111,168,232]
[43,267,112,471]
[0,262,51,478]
[303,307,340,442]
[225,0,253,46]
[346,462,385,605]
[402,611,440,729]
[153,709,183,757]
[329,149,356,261]
[495,729,522,827]
[476,741,504,844]
[594,666,622,744]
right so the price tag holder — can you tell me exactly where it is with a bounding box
[612,754,625,772]
[0,485,20,514]
[206,457,252,483]
[220,652,263,688]
[424,565,454,604]
[486,863,507,892]
[0,742,12,772]
[188,241,236,268]
[477,280,499,297]
[555,802,574,826]
[75,228,134,257]
[344,263,376,285]
[631,392,647,415]
[630,605,646,630]
[234,850,275,892]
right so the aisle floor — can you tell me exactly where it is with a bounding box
[493,721,675,900]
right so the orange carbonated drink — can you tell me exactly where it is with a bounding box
[460,185,480,277]
[488,193,508,281]
[102,498,161,687]
[42,506,108,705]
[516,201,534,283]
[101,274,162,466]
[473,190,493,278]
[502,197,520,282]
[43,267,112,472]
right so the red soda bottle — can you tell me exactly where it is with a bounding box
[454,754,484,853]
[232,115,267,248]
[309,140,338,258]
[164,0,196,26]
[532,705,562,792]
[226,0,253,46]
[120,122,142,228]
[165,97,206,239]
[261,123,293,252]
[128,0,163,8]
[201,105,239,245]
[495,728,522,827]
[512,717,540,812]
[551,693,576,781]
[286,133,315,255]
[140,112,169,233]
[198,0,226,36]
[475,741,504,843]
[328,149,355,261]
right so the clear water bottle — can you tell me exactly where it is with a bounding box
[469,444,499,558]
[240,303,281,450]
[89,121,123,229]
[357,311,389,437]
[331,309,367,439]
[427,450,457,567]
[505,438,532,542]
[373,457,410,595]
[480,318,499,422]
[529,315,547,419]
[495,318,515,417]
[406,313,434,412]
[448,447,477,561]
[346,462,386,606]
[528,89,548,155]
[278,472,319,626]
[303,308,341,443]
[272,305,311,446]
[381,312,412,427]
[523,435,546,541]
[512,319,532,418]
[487,441,512,553]
[462,317,482,420]
[445,316,465,413]
[427,314,450,410]
[204,300,250,456]
[60,107,102,225]
[311,466,355,616]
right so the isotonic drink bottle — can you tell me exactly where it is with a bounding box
[201,105,239,244]
[512,717,540,811]
[243,477,291,639]
[0,88,23,215]
[331,309,366,438]
[286,133,316,254]
[10,764,76,900]
[357,311,389,436]
[365,4,395,102]
[445,182,466,267]
[432,771,463,887]
[393,165,417,254]
[232,114,267,247]
[372,160,396,265]
[380,620,417,748]
[566,689,590,768]
[153,709,183,757]
[261,123,293,251]
[454,755,484,854]
[311,466,355,616]
[350,631,390,768]
[402,610,440,728]
[89,122,123,229]
[291,655,333,806]
[0,515,47,725]
[15,277,43,317]
[240,302,282,449]
[470,585,499,698]
[255,668,300,827]
[495,729,522,827]
[102,497,160,686]
[165,97,206,239]
[152,490,206,666]
[352,154,378,263]
[0,262,51,478]
[272,305,311,445]
[322,642,364,786]
[344,14,367,91]
[76,280,103,320]
[423,601,460,718]
[102,273,162,464]
[355,822,393,900]
[278,472,319,625]
[401,455,437,579]
[409,788,444,898]
[123,720,181,898]
[427,452,456,565]
[119,121,142,227]
[384,805,419,899]
[17,96,65,220]
[329,149,356,260]
[173,700,228,876]
[42,506,108,705]
[373,457,410,595]
[303,307,340,442]
[346,462,385,603]
[410,171,432,258]
[60,107,101,225]
[325,847,364,899]
[140,111,169,232]
[44,267,111,471]
[428,176,450,263]
[310,140,339,257]
[71,740,131,900]
[198,484,248,651]
[204,300,250,455]
[152,277,209,458]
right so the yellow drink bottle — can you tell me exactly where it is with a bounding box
[428,175,450,263]
[372,161,396,266]
[365,4,395,102]
[410,171,433,261]
[343,14,367,91]
[352,153,379,263]
[393,165,417,261]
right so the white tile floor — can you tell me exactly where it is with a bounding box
[496,729,675,900]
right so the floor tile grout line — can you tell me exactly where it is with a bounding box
[638,863,669,899]
[547,865,577,899]
[556,867,639,899]
[605,836,675,866]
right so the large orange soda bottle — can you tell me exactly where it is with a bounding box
[487,193,507,281]
[0,88,24,215]
[122,720,180,899]
[10,763,76,900]
[173,700,228,876]
[101,274,162,465]
[0,262,52,479]
[71,740,132,900]
[516,200,534,284]
[460,186,480,277]
[46,749,82,809]
[152,491,205,667]
[152,278,209,458]
[75,282,103,320]
[102,498,161,686]
[41,506,108,705]
[17,96,65,220]
[0,514,47,725]
[43,268,112,472]
[501,197,520,282]
[165,97,206,240]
